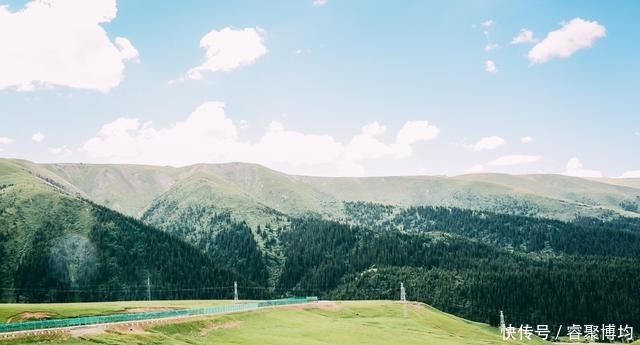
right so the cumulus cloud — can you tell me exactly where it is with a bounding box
[467,136,506,151]
[484,60,497,73]
[528,18,605,64]
[31,132,45,142]
[312,0,328,6]
[562,157,602,177]
[81,102,440,176]
[511,29,538,44]
[520,136,533,144]
[186,27,267,80]
[396,121,440,146]
[620,170,640,178]
[0,0,138,93]
[488,154,542,166]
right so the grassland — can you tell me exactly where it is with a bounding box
[0,300,232,323]
[0,301,544,345]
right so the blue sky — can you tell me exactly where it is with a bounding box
[0,0,638,177]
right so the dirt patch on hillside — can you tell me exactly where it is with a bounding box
[199,320,241,336]
[284,301,342,312]
[7,312,55,322]
[109,323,150,334]
[69,325,106,337]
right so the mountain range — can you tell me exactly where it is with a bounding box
[1,157,639,328]
[5,158,638,223]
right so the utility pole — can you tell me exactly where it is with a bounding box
[499,310,506,333]
[400,282,406,302]
[147,274,151,301]
[233,281,238,302]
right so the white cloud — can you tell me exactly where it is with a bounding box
[467,136,506,151]
[620,170,640,178]
[253,121,343,166]
[312,0,328,6]
[81,102,440,176]
[114,37,139,62]
[0,0,138,93]
[511,29,538,44]
[480,20,496,28]
[520,136,533,144]
[0,137,12,144]
[465,164,484,174]
[186,27,267,80]
[48,145,72,157]
[484,43,500,52]
[562,157,602,177]
[528,18,605,64]
[488,154,542,166]
[31,132,45,142]
[82,102,242,167]
[396,121,440,145]
[635,131,640,137]
[484,60,497,73]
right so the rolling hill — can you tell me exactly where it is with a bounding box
[0,301,545,345]
[3,159,638,224]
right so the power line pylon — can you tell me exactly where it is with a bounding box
[400,282,406,302]
[499,310,506,333]
[147,275,151,301]
[234,281,238,302]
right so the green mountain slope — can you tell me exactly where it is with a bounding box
[6,159,638,223]
[297,173,640,219]
[0,161,243,303]
[40,162,181,217]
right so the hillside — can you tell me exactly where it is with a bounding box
[0,301,544,345]
[0,161,245,302]
[3,159,638,224]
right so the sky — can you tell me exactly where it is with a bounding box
[0,0,638,177]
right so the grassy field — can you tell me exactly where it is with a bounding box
[0,300,231,323]
[0,300,544,345]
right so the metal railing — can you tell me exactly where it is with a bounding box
[0,297,318,333]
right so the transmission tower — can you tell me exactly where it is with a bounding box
[234,281,238,302]
[499,310,506,333]
[400,282,406,302]
[147,275,151,301]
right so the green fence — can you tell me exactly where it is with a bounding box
[0,297,318,333]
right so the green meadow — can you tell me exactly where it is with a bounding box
[0,300,543,345]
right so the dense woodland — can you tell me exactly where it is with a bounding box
[278,218,640,328]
